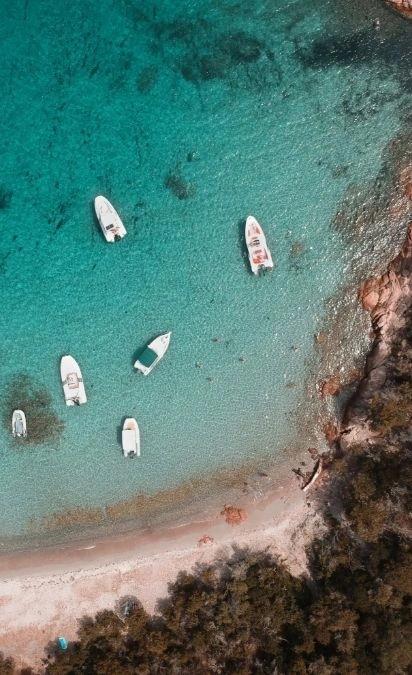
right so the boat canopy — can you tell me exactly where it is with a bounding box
[137,347,158,368]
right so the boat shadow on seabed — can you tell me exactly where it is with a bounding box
[237,218,251,274]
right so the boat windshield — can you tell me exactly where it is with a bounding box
[137,347,158,368]
[67,373,79,388]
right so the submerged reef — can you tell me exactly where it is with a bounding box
[288,239,307,272]
[180,31,265,83]
[0,185,12,210]
[136,65,158,93]
[26,459,273,539]
[164,166,195,200]
[3,373,64,445]
[136,10,283,91]
[294,17,412,94]
[333,130,412,249]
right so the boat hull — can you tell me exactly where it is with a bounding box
[94,196,126,243]
[60,355,87,406]
[134,332,171,375]
[12,410,27,438]
[122,418,140,457]
[245,216,273,275]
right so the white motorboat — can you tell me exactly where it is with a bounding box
[94,196,126,243]
[245,216,274,275]
[12,410,27,438]
[134,332,171,376]
[122,418,140,458]
[60,355,87,406]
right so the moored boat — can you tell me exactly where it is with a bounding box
[94,196,126,242]
[122,418,140,457]
[12,410,27,438]
[134,332,171,376]
[60,355,87,406]
[245,216,273,275]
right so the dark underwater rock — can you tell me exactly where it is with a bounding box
[0,185,13,209]
[3,373,64,445]
[164,169,195,200]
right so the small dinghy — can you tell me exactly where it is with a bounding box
[12,410,27,438]
[94,196,126,243]
[134,332,171,376]
[122,418,140,458]
[245,216,273,275]
[60,355,87,406]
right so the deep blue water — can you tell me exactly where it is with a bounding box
[0,0,410,545]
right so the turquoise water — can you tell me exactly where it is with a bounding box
[0,0,410,544]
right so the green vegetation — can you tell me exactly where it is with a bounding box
[2,311,411,674]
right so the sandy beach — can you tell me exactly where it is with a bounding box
[0,480,315,670]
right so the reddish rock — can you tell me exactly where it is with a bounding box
[221,505,247,526]
[405,182,412,200]
[319,368,362,399]
[386,0,412,18]
[319,374,341,398]
[323,422,339,447]
[359,281,380,312]
[198,535,214,546]
[342,222,412,438]
[307,447,319,460]
[315,331,327,345]
[359,224,412,336]
[348,368,363,384]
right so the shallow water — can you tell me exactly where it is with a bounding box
[0,0,410,545]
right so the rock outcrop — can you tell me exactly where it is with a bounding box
[319,374,341,398]
[341,221,412,447]
[385,0,412,19]
[220,505,247,526]
[198,534,214,546]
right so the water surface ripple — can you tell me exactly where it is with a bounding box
[0,0,410,545]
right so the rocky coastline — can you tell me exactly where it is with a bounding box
[386,0,412,20]
[340,216,412,449]
[300,211,411,492]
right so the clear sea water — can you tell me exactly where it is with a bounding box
[0,0,410,546]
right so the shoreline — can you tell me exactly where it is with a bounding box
[2,238,411,673]
[0,477,301,578]
[1,153,410,673]
[0,479,313,670]
[340,221,412,448]
[4,134,411,557]
[385,0,412,20]
[0,445,309,553]
[1,228,411,672]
